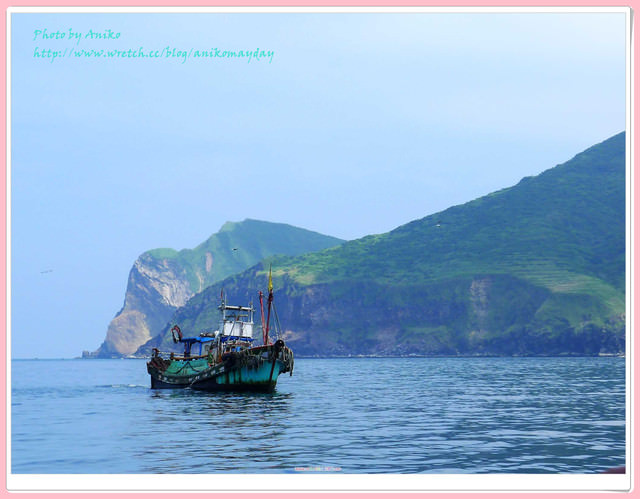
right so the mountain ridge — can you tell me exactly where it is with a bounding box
[84,220,344,357]
[142,132,626,357]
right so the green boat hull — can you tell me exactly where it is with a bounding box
[147,343,293,392]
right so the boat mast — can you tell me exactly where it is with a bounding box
[259,290,267,345]
[264,265,274,345]
[219,288,231,337]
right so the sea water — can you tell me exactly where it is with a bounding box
[10,357,625,474]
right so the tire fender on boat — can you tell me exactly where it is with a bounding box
[171,325,183,343]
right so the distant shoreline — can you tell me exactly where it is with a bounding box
[12,352,625,361]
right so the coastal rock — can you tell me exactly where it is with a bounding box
[91,254,193,357]
[85,220,344,358]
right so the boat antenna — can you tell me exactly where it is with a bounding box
[272,301,282,339]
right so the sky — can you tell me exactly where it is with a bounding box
[9,9,628,359]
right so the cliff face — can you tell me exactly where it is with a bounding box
[94,255,193,356]
[152,133,626,357]
[86,220,344,358]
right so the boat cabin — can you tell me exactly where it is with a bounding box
[217,303,256,353]
[176,302,258,360]
[219,304,255,339]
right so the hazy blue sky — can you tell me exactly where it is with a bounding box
[10,10,627,358]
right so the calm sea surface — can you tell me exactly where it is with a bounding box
[11,357,625,474]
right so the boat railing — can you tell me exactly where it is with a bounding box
[171,355,208,362]
[152,350,210,361]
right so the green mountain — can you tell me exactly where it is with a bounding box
[85,220,343,358]
[148,133,626,357]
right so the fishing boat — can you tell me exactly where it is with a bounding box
[146,272,294,392]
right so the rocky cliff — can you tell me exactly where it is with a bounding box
[85,220,344,358]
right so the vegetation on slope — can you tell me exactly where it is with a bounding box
[147,133,626,357]
[92,220,344,357]
[145,219,344,294]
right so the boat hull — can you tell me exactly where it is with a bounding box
[190,360,286,392]
[150,377,190,389]
[147,344,293,393]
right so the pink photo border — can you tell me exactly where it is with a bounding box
[1,1,635,498]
